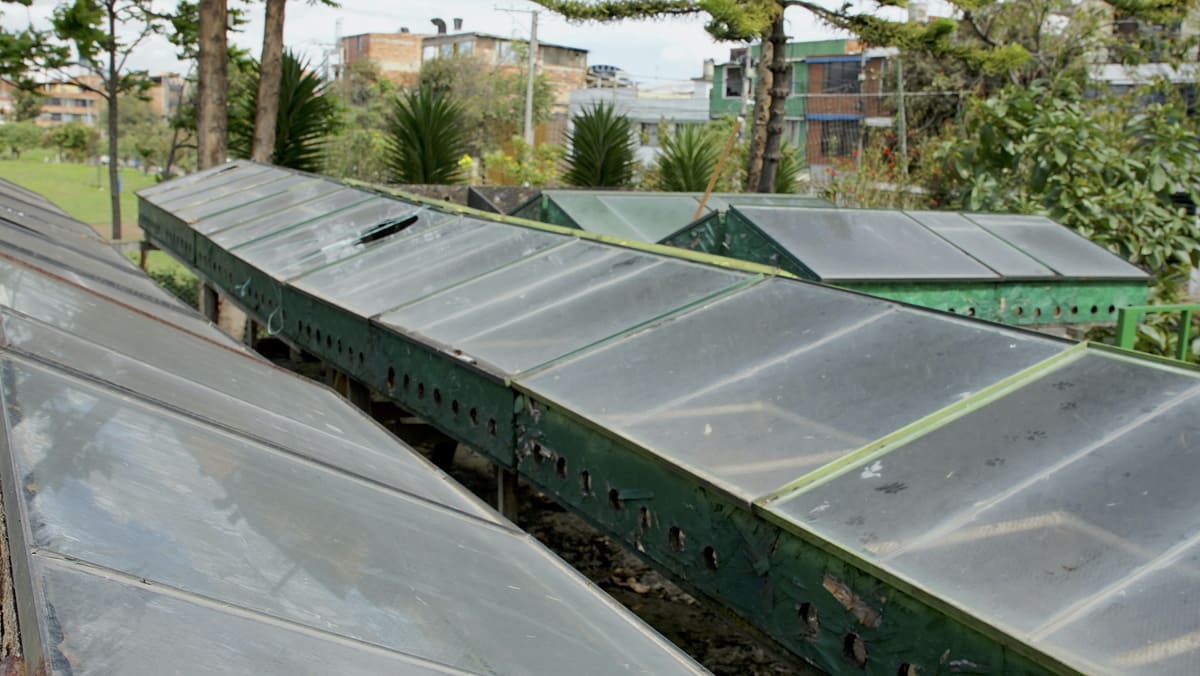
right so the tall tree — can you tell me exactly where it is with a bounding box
[49,0,162,238]
[196,0,227,170]
[251,0,285,162]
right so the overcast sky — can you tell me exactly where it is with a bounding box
[3,0,916,84]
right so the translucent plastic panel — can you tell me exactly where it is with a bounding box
[0,222,191,309]
[520,279,1064,500]
[0,196,97,240]
[908,210,1055,278]
[0,257,231,345]
[550,193,644,240]
[705,194,830,211]
[599,195,713,241]
[774,352,1200,636]
[0,216,134,272]
[4,360,701,675]
[154,165,281,209]
[137,160,254,199]
[191,178,346,234]
[966,214,1146,279]
[34,558,461,675]
[175,174,318,222]
[380,240,747,374]
[0,178,60,209]
[1043,541,1200,675]
[295,220,566,318]
[233,200,460,280]
[209,189,372,248]
[737,206,999,280]
[1,312,496,519]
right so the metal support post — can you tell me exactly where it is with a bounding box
[496,466,519,522]
[347,376,371,414]
[200,282,219,323]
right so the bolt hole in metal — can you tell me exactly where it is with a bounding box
[798,602,819,634]
[897,663,918,676]
[579,470,592,495]
[555,456,568,478]
[469,407,478,425]
[451,399,460,416]
[402,373,410,390]
[386,366,395,391]
[639,506,651,530]
[416,383,425,399]
[433,388,442,406]
[702,545,718,570]
[532,443,544,464]
[487,417,497,436]
[668,526,685,552]
[843,633,867,668]
[608,488,622,510]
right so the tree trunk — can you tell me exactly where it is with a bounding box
[757,13,790,193]
[197,0,228,170]
[745,30,772,191]
[106,0,121,239]
[252,0,286,164]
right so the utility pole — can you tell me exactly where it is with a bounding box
[498,6,539,146]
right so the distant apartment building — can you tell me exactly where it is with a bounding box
[0,72,184,127]
[710,39,894,173]
[145,73,187,120]
[340,26,588,114]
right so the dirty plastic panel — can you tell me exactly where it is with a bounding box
[233,200,461,280]
[965,214,1146,279]
[0,256,230,345]
[379,239,748,374]
[189,177,344,235]
[209,188,373,248]
[772,351,1200,673]
[154,165,281,210]
[295,219,567,318]
[907,210,1056,278]
[0,311,495,519]
[33,558,461,676]
[2,357,702,675]
[598,195,715,242]
[736,206,999,281]
[137,160,255,199]
[176,174,327,224]
[519,278,1065,500]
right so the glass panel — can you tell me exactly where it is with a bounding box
[1043,541,1200,676]
[966,214,1147,279]
[175,174,317,222]
[153,165,281,210]
[737,206,999,280]
[1,312,495,518]
[209,189,372,248]
[0,178,61,208]
[907,211,1056,278]
[192,178,345,235]
[599,195,712,242]
[34,558,458,675]
[380,240,748,374]
[519,279,1064,500]
[706,194,830,210]
[4,359,700,675]
[773,352,1200,639]
[295,220,566,317]
[234,200,459,280]
[0,195,98,240]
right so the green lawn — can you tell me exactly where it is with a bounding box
[0,149,159,238]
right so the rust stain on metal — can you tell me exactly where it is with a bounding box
[822,574,882,628]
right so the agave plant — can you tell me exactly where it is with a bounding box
[657,124,722,192]
[564,102,636,187]
[229,50,338,172]
[384,86,469,184]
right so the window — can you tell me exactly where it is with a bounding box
[640,123,659,148]
[422,45,437,61]
[497,42,520,64]
[458,39,474,56]
[819,120,859,159]
[724,66,743,98]
[440,43,453,58]
[543,47,583,68]
[822,61,861,94]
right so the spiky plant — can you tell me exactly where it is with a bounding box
[657,124,722,192]
[384,86,469,184]
[563,102,636,187]
[229,50,338,171]
[774,141,801,194]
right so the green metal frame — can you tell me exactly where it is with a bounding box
[1116,303,1199,362]
[139,174,1194,676]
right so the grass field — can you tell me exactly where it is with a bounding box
[0,149,159,237]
